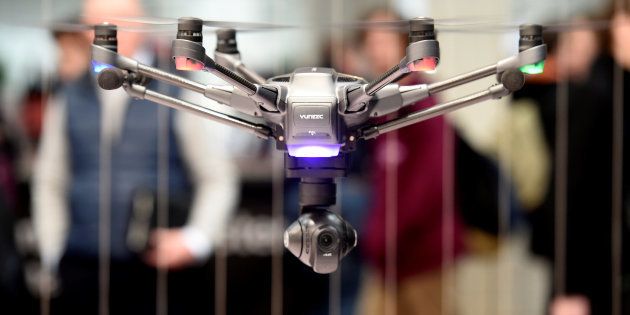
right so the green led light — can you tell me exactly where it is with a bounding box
[519,61,545,75]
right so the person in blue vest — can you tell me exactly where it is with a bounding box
[32,0,238,313]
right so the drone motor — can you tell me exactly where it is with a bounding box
[93,23,118,52]
[174,17,205,71]
[407,17,439,72]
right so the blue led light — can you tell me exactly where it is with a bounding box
[287,144,341,158]
[91,60,112,73]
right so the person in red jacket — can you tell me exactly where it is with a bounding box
[354,9,465,315]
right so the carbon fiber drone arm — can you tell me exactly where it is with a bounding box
[125,83,272,139]
[361,44,547,120]
[91,44,272,138]
[359,83,511,139]
[214,51,267,84]
[171,39,279,112]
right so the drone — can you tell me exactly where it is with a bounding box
[90,17,547,273]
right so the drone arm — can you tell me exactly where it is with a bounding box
[360,84,510,139]
[93,45,264,116]
[214,52,267,84]
[426,64,497,94]
[125,83,272,139]
[425,45,546,95]
[93,44,273,116]
[345,36,441,112]
[236,63,267,85]
[136,63,263,117]
[345,63,409,113]
[358,44,547,116]
[171,39,278,112]
[202,56,279,112]
[137,63,206,94]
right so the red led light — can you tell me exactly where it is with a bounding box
[174,56,204,71]
[408,57,438,72]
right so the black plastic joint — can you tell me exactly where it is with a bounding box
[299,179,336,208]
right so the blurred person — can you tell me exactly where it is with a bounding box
[555,19,601,83]
[354,9,465,315]
[514,3,630,314]
[613,4,630,308]
[54,26,92,84]
[0,63,37,314]
[32,0,238,314]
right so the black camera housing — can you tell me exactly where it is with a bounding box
[284,208,357,274]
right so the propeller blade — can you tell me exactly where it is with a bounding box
[91,15,293,30]
[0,20,173,33]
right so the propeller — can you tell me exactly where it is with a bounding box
[431,19,613,34]
[87,15,294,31]
[0,20,171,33]
[87,15,617,34]
[5,16,614,36]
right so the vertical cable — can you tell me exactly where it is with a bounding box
[497,102,512,314]
[328,1,344,315]
[611,2,625,314]
[329,178,342,315]
[155,38,170,315]
[270,2,285,315]
[384,129,398,315]
[98,57,113,315]
[553,1,569,296]
[98,101,112,315]
[611,51,624,315]
[270,5,284,315]
[213,9,228,312]
[214,238,227,315]
[155,2,172,311]
[39,0,52,314]
[441,122,455,315]
[271,150,284,315]
[383,2,398,315]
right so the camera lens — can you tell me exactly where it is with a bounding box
[317,231,337,252]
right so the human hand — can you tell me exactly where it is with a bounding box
[144,228,196,270]
[550,295,590,315]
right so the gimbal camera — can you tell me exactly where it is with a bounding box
[91,17,546,273]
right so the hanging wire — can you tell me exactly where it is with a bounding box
[328,1,344,315]
[271,149,284,315]
[270,2,285,315]
[98,47,113,315]
[611,2,625,315]
[441,120,456,315]
[214,237,227,315]
[381,1,399,312]
[384,128,398,315]
[329,177,342,315]
[271,4,287,313]
[611,47,624,315]
[270,4,285,315]
[39,0,52,315]
[497,97,513,315]
[98,98,113,315]
[553,0,570,298]
[155,15,171,314]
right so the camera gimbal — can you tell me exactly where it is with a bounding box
[91,18,546,273]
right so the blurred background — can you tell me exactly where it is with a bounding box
[0,0,628,314]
